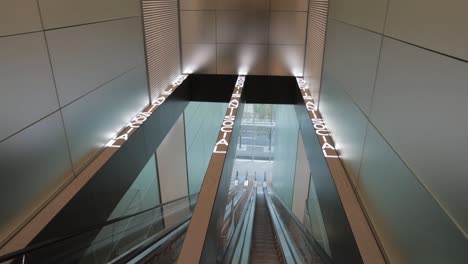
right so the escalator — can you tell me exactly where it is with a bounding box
[10,180,349,263]
[0,186,336,264]
[250,189,282,264]
[217,186,333,264]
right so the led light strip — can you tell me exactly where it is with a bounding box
[213,76,245,154]
[297,77,339,159]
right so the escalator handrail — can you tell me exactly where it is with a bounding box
[237,190,256,264]
[0,192,199,262]
[264,188,302,263]
[269,192,334,264]
[220,186,255,263]
[109,215,192,264]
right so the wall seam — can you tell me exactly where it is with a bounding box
[35,0,76,175]
[0,30,43,39]
[330,17,468,64]
[59,65,140,109]
[43,16,141,32]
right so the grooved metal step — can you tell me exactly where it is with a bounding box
[250,191,282,264]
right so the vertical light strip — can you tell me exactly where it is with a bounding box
[142,0,182,102]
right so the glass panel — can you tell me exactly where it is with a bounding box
[12,195,199,264]
[268,192,329,264]
[271,104,299,209]
[211,101,255,261]
[185,102,228,194]
[79,154,161,263]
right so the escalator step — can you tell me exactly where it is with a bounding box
[250,192,282,264]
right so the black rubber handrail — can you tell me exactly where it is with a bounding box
[0,192,199,262]
[110,216,192,264]
[269,192,334,264]
[221,187,255,263]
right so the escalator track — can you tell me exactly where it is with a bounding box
[250,190,282,264]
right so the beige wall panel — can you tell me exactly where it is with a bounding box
[370,37,468,234]
[38,0,140,29]
[0,0,42,36]
[385,0,468,61]
[0,32,58,141]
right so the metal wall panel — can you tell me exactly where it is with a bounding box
[304,0,328,100]
[182,44,217,74]
[1,0,150,247]
[216,11,269,44]
[0,32,59,141]
[320,0,468,261]
[217,44,268,75]
[270,11,308,45]
[269,11,307,76]
[385,0,468,61]
[359,124,468,263]
[370,38,468,234]
[322,20,381,116]
[181,11,216,44]
[269,45,305,76]
[329,0,387,33]
[180,0,216,10]
[0,112,73,243]
[142,0,182,101]
[62,66,148,171]
[0,0,42,36]
[46,18,145,106]
[271,0,309,11]
[180,0,309,76]
[37,0,140,29]
[216,0,270,10]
